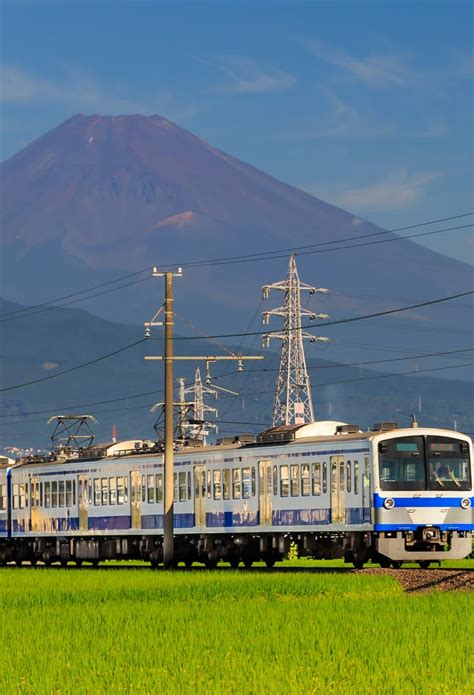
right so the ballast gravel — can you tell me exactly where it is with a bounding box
[355,568,474,593]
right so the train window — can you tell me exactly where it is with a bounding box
[280,465,289,497]
[312,463,321,495]
[44,482,51,508]
[146,475,154,504]
[40,482,43,507]
[273,466,278,495]
[12,483,19,510]
[17,483,26,509]
[102,478,110,504]
[322,463,328,494]
[213,470,222,500]
[142,475,146,503]
[364,457,370,493]
[59,481,65,507]
[94,479,100,506]
[354,461,359,494]
[200,470,206,498]
[88,480,93,505]
[51,481,58,508]
[301,464,310,496]
[24,483,28,508]
[0,484,6,511]
[73,480,76,506]
[207,469,212,499]
[155,474,162,503]
[179,472,187,502]
[290,465,299,497]
[117,477,124,505]
[173,473,178,503]
[346,462,352,493]
[108,478,116,505]
[65,480,73,507]
[242,468,251,499]
[232,468,241,499]
[188,472,192,500]
[251,467,256,496]
[124,477,129,503]
[223,469,231,500]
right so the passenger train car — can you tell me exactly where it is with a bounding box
[0,421,472,568]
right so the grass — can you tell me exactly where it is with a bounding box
[0,566,472,694]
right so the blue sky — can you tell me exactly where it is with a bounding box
[1,0,473,263]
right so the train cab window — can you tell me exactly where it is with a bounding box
[312,463,321,495]
[188,472,192,500]
[179,472,187,502]
[322,463,328,494]
[290,465,299,497]
[378,437,425,491]
[232,468,241,499]
[207,470,212,499]
[251,467,256,496]
[44,482,51,508]
[354,461,359,494]
[223,469,231,500]
[0,484,6,511]
[51,481,58,508]
[301,464,310,496]
[66,480,73,507]
[173,473,178,502]
[273,466,278,496]
[155,474,163,503]
[109,478,117,505]
[280,465,289,497]
[427,437,471,491]
[242,468,251,499]
[346,462,352,493]
[213,470,222,500]
[146,475,155,504]
[58,481,65,507]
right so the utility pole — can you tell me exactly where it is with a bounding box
[262,254,330,426]
[145,267,263,568]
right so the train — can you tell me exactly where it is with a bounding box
[0,419,472,569]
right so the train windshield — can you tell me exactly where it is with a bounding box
[427,436,471,491]
[378,436,426,491]
[378,436,471,491]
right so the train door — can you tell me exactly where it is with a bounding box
[30,477,40,531]
[78,475,88,531]
[130,471,142,529]
[194,466,206,527]
[258,461,272,526]
[330,455,345,524]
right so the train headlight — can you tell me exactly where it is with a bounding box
[460,498,471,509]
[383,497,395,510]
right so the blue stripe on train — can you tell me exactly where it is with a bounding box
[374,494,473,508]
[205,511,258,527]
[375,524,474,531]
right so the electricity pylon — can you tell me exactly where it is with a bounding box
[262,254,330,426]
[183,368,218,443]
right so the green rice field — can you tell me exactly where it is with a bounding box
[1,564,472,694]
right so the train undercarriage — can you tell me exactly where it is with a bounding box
[0,528,470,569]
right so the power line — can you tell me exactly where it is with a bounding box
[159,213,473,269]
[172,290,474,342]
[0,339,147,394]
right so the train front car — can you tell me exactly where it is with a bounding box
[372,427,473,567]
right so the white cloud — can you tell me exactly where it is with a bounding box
[288,91,394,139]
[302,39,418,88]
[214,55,295,94]
[0,65,198,121]
[300,171,443,212]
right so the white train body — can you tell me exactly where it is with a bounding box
[0,421,472,567]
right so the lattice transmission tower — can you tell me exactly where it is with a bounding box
[262,255,330,426]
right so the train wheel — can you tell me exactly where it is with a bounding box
[390,561,402,570]
[30,557,38,567]
[243,558,253,569]
[418,561,431,569]
[60,559,69,568]
[352,559,365,569]
[229,556,240,569]
[75,559,83,567]
[379,557,391,568]
[184,559,194,568]
[15,559,22,567]
[91,559,100,567]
